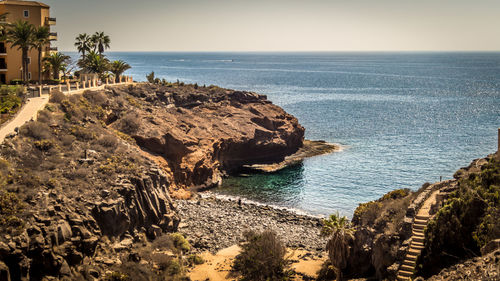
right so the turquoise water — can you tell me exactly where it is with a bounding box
[70,52,500,216]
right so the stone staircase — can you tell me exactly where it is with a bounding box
[396,214,430,280]
[396,187,441,280]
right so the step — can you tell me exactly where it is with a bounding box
[410,244,424,250]
[411,241,424,248]
[406,254,418,261]
[413,227,424,233]
[413,223,425,230]
[413,236,425,243]
[397,275,411,281]
[416,215,430,220]
[408,248,421,255]
[403,259,416,267]
[398,269,413,277]
[400,264,415,272]
[413,218,427,225]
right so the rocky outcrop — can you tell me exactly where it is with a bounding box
[109,84,305,191]
[0,168,178,280]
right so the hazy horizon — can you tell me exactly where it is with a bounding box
[42,0,500,52]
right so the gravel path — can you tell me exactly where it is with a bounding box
[176,193,328,254]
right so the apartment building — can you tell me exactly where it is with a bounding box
[0,0,56,84]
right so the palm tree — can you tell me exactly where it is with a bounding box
[32,26,50,85]
[90,32,110,56]
[321,213,354,281]
[74,33,93,59]
[78,51,110,79]
[109,60,131,83]
[0,13,10,36]
[6,20,35,84]
[43,52,70,80]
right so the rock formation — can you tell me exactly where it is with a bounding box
[109,84,305,193]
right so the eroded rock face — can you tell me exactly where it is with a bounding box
[111,84,305,191]
[0,168,179,281]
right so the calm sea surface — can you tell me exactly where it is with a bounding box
[69,52,500,216]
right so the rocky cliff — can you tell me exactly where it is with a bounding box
[109,84,304,194]
[0,83,305,280]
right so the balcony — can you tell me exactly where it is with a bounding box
[49,32,57,41]
[46,17,56,25]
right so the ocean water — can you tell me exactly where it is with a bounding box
[70,52,500,217]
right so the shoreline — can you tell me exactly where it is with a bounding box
[175,193,328,254]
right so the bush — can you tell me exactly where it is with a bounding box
[49,91,66,104]
[83,91,108,106]
[9,79,23,85]
[0,87,22,114]
[20,121,52,140]
[146,71,155,83]
[187,254,204,265]
[381,188,410,201]
[0,190,24,231]
[170,233,190,252]
[120,112,141,134]
[233,230,291,281]
[97,134,118,148]
[34,140,56,151]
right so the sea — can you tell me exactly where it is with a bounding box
[68,52,500,217]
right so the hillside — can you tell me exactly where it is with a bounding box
[0,83,306,280]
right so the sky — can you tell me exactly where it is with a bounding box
[40,0,500,52]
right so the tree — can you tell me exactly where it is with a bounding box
[43,52,70,80]
[78,51,110,79]
[91,31,110,56]
[146,71,155,83]
[32,26,50,85]
[321,213,354,281]
[110,60,131,83]
[0,13,10,36]
[6,20,35,84]
[74,33,93,59]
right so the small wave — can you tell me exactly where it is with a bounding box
[200,191,326,218]
[201,59,234,62]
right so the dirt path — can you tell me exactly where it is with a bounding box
[188,245,326,281]
[0,95,49,143]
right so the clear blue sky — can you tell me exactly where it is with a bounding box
[42,0,500,52]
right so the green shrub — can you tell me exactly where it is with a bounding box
[34,139,56,151]
[146,71,155,83]
[233,230,291,281]
[381,188,410,201]
[0,190,24,231]
[0,87,22,114]
[170,233,190,252]
[9,79,23,85]
[187,254,204,265]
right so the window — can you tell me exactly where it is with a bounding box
[23,10,29,18]
[27,57,31,65]
[28,72,31,80]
